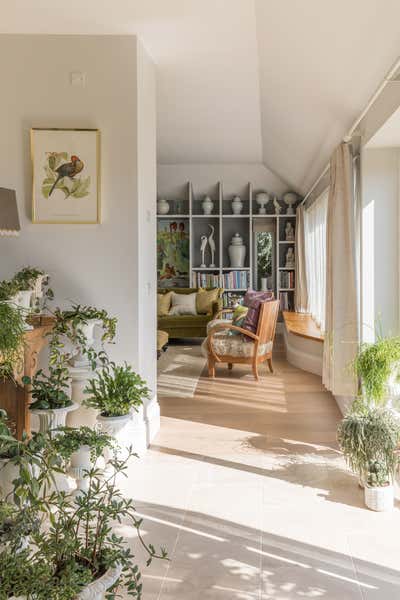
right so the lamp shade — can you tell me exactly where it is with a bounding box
[0,188,20,236]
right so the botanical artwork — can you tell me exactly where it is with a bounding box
[157,220,189,288]
[31,129,100,224]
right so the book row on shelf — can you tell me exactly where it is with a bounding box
[279,270,295,289]
[192,270,250,290]
[279,291,294,311]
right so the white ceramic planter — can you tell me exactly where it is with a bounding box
[70,319,101,368]
[157,198,170,215]
[9,563,122,600]
[364,483,394,511]
[69,444,93,495]
[30,403,78,434]
[231,196,243,215]
[15,290,33,310]
[228,233,246,268]
[0,459,19,501]
[97,413,131,468]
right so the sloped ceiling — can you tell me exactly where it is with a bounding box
[1,0,400,194]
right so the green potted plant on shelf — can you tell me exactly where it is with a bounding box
[13,266,54,313]
[0,447,168,599]
[50,303,117,370]
[53,426,114,496]
[353,335,400,405]
[337,404,400,511]
[83,362,150,448]
[0,300,26,382]
[23,365,77,433]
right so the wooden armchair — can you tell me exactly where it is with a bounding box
[205,300,279,380]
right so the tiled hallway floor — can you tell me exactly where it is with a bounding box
[122,340,400,599]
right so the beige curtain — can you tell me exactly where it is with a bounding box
[294,204,309,313]
[323,143,359,396]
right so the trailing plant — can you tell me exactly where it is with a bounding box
[23,365,72,411]
[13,266,54,310]
[0,448,168,599]
[49,303,117,369]
[0,300,26,381]
[337,405,400,484]
[353,335,400,402]
[84,362,150,417]
[0,279,20,302]
[53,426,115,463]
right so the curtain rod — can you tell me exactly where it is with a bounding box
[300,55,400,207]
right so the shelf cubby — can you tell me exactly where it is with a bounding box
[191,216,220,269]
[221,217,250,269]
[191,182,221,216]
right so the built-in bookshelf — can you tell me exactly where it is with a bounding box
[157,181,298,311]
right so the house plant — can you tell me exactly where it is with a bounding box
[54,426,114,495]
[0,448,168,599]
[353,335,400,404]
[83,362,150,457]
[337,405,400,510]
[50,304,117,370]
[0,301,26,382]
[13,266,54,312]
[23,365,77,433]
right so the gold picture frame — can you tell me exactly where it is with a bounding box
[31,128,101,224]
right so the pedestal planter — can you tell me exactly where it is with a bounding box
[97,413,131,468]
[0,459,19,501]
[69,444,93,496]
[68,366,98,428]
[70,319,101,368]
[364,483,394,511]
[31,403,78,434]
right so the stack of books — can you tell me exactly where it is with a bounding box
[279,270,295,289]
[279,292,293,311]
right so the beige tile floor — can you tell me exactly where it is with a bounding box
[122,339,400,599]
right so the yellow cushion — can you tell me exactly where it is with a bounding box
[196,288,222,314]
[157,291,172,317]
[232,305,248,322]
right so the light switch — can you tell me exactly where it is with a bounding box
[70,72,86,87]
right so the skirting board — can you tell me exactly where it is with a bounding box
[145,395,161,446]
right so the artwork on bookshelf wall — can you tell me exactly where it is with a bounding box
[157,219,190,288]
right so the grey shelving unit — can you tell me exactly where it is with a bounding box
[157,181,297,310]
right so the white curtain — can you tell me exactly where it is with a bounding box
[294,205,309,313]
[304,189,328,330]
[323,143,359,396]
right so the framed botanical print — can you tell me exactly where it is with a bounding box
[31,128,100,224]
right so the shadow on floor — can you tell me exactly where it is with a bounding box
[129,500,400,599]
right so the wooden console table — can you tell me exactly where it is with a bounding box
[0,315,54,439]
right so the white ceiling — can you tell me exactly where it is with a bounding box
[1,0,400,194]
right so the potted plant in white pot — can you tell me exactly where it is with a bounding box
[337,405,400,511]
[50,304,117,370]
[13,266,54,313]
[353,335,400,405]
[54,426,114,496]
[83,362,150,457]
[23,365,78,434]
[0,447,168,599]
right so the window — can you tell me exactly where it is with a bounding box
[304,189,328,331]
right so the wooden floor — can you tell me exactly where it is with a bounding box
[123,339,400,600]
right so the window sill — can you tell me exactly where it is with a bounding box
[282,311,324,343]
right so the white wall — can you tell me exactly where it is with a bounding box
[0,35,158,422]
[158,163,289,199]
[361,147,399,339]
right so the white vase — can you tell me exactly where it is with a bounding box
[157,198,170,215]
[231,196,243,215]
[202,196,214,215]
[97,413,131,468]
[256,192,270,215]
[364,483,394,511]
[77,564,122,600]
[30,403,78,434]
[228,233,246,268]
[0,459,20,501]
[69,444,93,496]
[70,319,101,368]
[261,277,268,291]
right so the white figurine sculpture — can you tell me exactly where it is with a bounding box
[285,246,295,268]
[283,192,297,215]
[285,221,295,241]
[200,235,208,268]
[208,225,216,268]
[273,197,282,215]
[256,192,270,215]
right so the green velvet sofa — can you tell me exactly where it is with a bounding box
[158,288,223,339]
